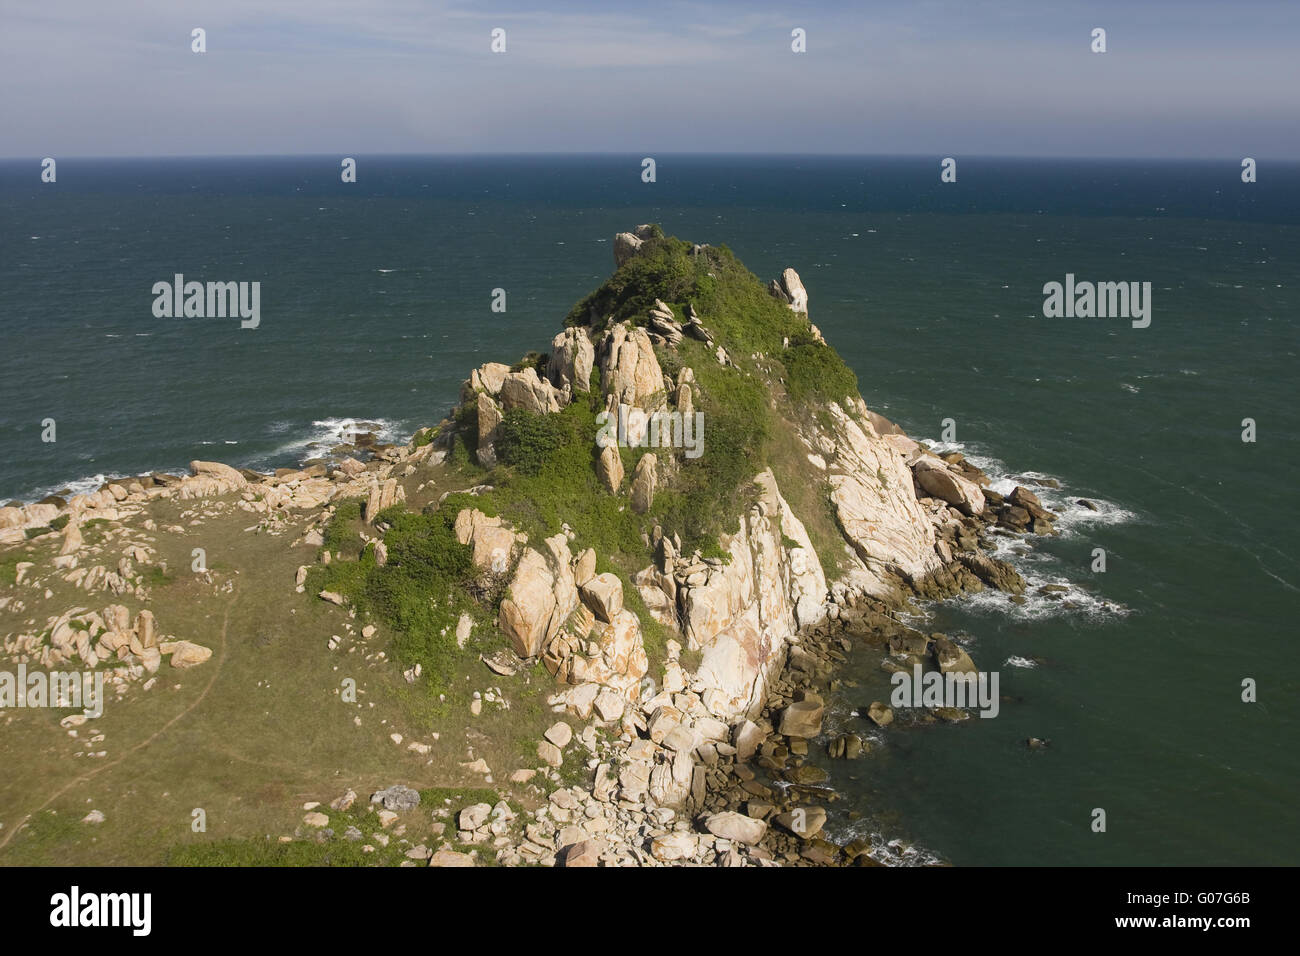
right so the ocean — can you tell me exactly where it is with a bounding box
[2,155,1297,864]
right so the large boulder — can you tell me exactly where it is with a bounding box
[177,461,248,500]
[500,550,556,658]
[567,608,649,697]
[453,509,521,574]
[134,609,157,648]
[499,368,564,415]
[912,457,986,516]
[1008,485,1054,521]
[613,232,644,267]
[59,521,83,556]
[476,393,503,462]
[597,445,624,494]
[459,361,511,403]
[630,454,657,514]
[561,838,606,867]
[372,785,422,811]
[363,478,402,523]
[499,534,578,658]
[542,533,579,629]
[161,640,212,669]
[428,849,475,868]
[957,551,1026,593]
[773,806,827,840]
[705,811,767,845]
[648,749,695,808]
[779,267,808,314]
[579,573,624,624]
[189,460,247,486]
[600,325,665,409]
[573,548,597,587]
[549,328,595,394]
[933,635,978,675]
[779,691,825,739]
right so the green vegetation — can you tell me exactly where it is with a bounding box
[783,331,859,406]
[309,504,477,704]
[447,402,485,469]
[320,498,364,558]
[565,233,695,332]
[1,810,82,865]
[495,408,573,477]
[509,351,549,375]
[142,565,175,588]
[445,227,866,585]
[311,226,868,710]
[166,787,514,867]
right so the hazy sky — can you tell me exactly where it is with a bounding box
[2,0,1297,158]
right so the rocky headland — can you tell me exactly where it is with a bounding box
[0,226,1062,866]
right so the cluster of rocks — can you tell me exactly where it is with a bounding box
[634,469,827,719]
[1,449,445,559]
[902,447,1060,539]
[644,299,713,349]
[2,602,209,702]
[986,482,1058,534]
[491,658,844,867]
[450,509,650,709]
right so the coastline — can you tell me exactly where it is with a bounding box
[1,228,1092,866]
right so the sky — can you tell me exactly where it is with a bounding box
[1,0,1297,159]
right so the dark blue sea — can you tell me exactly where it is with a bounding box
[2,155,1297,863]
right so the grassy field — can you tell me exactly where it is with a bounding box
[0,471,566,866]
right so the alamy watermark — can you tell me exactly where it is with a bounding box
[1042,273,1151,328]
[890,664,1000,718]
[152,274,260,328]
[0,664,105,718]
[596,406,704,459]
[50,886,151,936]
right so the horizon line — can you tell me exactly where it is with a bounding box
[2,151,1296,164]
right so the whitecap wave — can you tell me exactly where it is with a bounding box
[947,567,1129,621]
[921,442,1139,536]
[18,472,112,503]
[251,416,405,466]
[829,820,945,867]
[6,416,414,505]
[916,440,1136,620]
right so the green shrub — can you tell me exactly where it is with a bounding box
[510,351,549,375]
[496,408,573,476]
[783,331,859,406]
[321,498,364,558]
[565,236,697,331]
[312,504,476,701]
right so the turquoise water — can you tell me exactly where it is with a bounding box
[2,156,1296,864]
